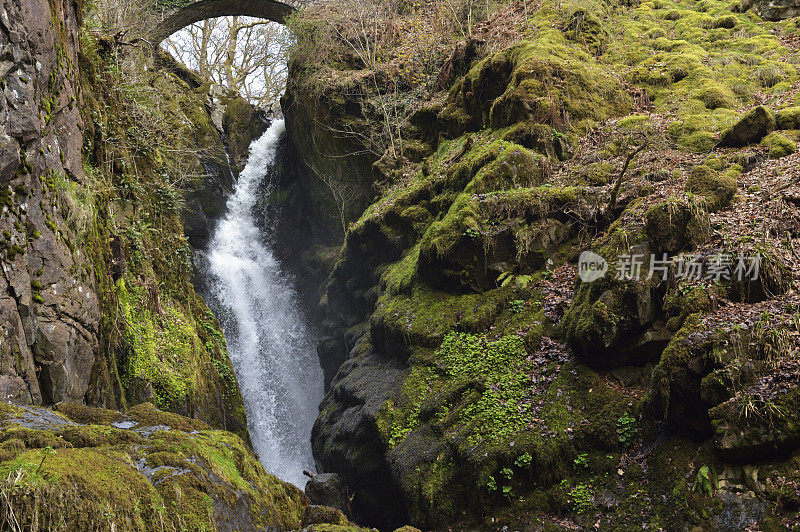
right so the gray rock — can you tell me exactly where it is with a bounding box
[304,474,351,515]
[758,0,800,20]
[0,133,19,183]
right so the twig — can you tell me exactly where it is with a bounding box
[608,144,646,212]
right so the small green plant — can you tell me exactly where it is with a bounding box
[486,475,497,492]
[509,299,525,314]
[502,485,513,498]
[573,453,589,468]
[616,413,637,447]
[501,467,513,480]
[464,227,480,239]
[569,483,594,514]
[514,453,532,468]
[36,446,56,474]
[691,465,717,496]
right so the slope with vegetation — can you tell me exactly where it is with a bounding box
[281,0,800,529]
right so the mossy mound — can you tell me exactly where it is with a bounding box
[775,105,800,130]
[645,200,707,254]
[0,402,307,531]
[684,164,737,212]
[441,36,631,135]
[417,185,591,292]
[761,132,797,158]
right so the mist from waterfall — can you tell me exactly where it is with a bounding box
[203,119,323,487]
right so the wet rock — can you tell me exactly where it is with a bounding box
[305,473,352,515]
[0,402,307,530]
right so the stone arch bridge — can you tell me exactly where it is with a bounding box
[149,0,307,47]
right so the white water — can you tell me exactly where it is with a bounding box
[205,119,323,487]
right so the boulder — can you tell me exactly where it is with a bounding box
[305,473,352,515]
[757,0,800,20]
[718,105,775,147]
[684,164,737,212]
[775,105,800,129]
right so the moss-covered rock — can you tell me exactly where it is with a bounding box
[718,105,775,147]
[775,105,800,130]
[645,200,707,254]
[761,132,797,158]
[303,505,351,526]
[441,37,630,135]
[0,402,307,531]
[684,164,737,212]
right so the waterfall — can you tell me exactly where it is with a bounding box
[203,119,323,487]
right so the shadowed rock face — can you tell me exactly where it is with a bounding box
[0,0,101,406]
[149,0,303,46]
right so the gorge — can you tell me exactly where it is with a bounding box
[1,0,800,530]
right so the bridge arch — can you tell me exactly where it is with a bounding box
[150,0,302,47]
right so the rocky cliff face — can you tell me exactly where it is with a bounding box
[0,0,100,406]
[283,1,800,529]
[0,0,270,438]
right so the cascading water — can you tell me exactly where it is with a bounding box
[203,119,323,487]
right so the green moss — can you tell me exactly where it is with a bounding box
[443,36,631,135]
[371,284,509,349]
[775,105,800,130]
[718,105,775,147]
[116,278,204,411]
[618,114,650,129]
[645,199,708,253]
[761,132,797,158]
[692,80,736,110]
[463,141,544,194]
[685,164,737,212]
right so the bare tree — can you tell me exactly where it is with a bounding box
[164,16,290,108]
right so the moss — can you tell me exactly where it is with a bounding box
[761,132,797,158]
[443,37,631,135]
[718,105,775,147]
[618,114,650,129]
[417,185,590,291]
[0,447,166,530]
[54,402,123,425]
[684,164,737,212]
[645,199,707,253]
[667,111,737,153]
[631,52,704,86]
[712,15,738,29]
[371,284,509,351]
[0,427,67,450]
[59,425,142,447]
[116,277,206,411]
[463,141,544,194]
[775,105,800,130]
[127,402,209,432]
[303,505,351,526]
[692,80,736,110]
[650,314,719,425]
